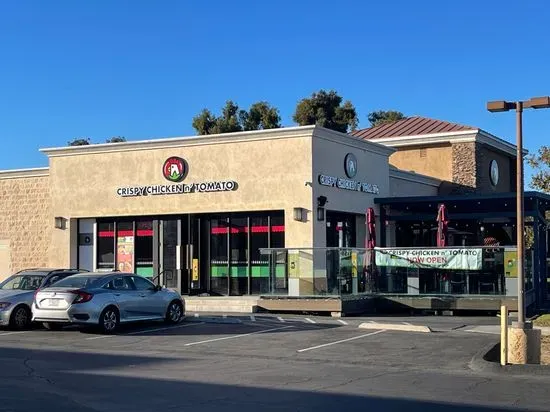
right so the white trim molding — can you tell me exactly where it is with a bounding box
[0,167,49,180]
[370,129,527,157]
[313,127,395,157]
[40,126,318,157]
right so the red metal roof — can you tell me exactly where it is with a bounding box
[351,116,477,140]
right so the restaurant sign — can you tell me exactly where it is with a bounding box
[375,248,483,271]
[116,156,238,197]
[318,174,380,194]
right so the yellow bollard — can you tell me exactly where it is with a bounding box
[501,305,508,366]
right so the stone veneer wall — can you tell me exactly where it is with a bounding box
[450,142,477,193]
[0,174,52,275]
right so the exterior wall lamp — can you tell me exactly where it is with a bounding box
[54,216,66,230]
[317,196,327,221]
[293,207,307,222]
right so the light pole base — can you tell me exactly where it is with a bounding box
[507,322,541,365]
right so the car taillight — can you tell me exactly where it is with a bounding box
[72,291,93,304]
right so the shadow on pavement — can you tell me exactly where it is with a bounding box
[0,346,527,412]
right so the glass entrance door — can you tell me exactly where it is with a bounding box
[158,216,199,295]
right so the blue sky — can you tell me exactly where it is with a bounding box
[0,0,549,186]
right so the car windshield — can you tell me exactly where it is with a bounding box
[0,272,47,290]
[50,275,102,289]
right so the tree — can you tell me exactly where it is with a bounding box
[68,138,91,146]
[192,100,281,135]
[106,136,126,143]
[293,89,358,133]
[528,145,550,193]
[239,101,281,131]
[367,110,406,127]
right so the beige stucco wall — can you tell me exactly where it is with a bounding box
[46,130,316,268]
[388,144,453,182]
[0,172,51,279]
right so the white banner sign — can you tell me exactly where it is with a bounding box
[375,248,483,271]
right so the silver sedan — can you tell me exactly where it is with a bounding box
[32,272,185,333]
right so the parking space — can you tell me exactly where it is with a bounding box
[0,313,498,372]
[4,313,548,412]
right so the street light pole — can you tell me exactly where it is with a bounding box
[487,96,550,329]
[515,101,525,327]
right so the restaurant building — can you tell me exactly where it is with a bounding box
[0,118,548,314]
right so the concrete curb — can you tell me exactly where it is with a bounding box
[469,342,550,376]
[184,316,242,324]
[358,322,432,333]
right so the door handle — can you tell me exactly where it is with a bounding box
[114,293,121,297]
[139,294,146,298]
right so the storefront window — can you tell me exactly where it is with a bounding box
[136,220,153,279]
[117,221,134,273]
[230,217,248,295]
[210,217,229,295]
[97,221,115,270]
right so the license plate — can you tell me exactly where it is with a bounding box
[47,299,60,307]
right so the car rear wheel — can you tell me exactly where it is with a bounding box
[9,305,31,330]
[43,322,64,331]
[99,307,119,334]
[165,301,183,324]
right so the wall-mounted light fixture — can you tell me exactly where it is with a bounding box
[317,196,327,221]
[293,207,307,222]
[54,216,66,230]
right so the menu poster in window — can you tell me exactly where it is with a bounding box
[117,236,134,273]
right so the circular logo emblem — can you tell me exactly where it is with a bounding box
[163,157,186,182]
[344,153,357,178]
[489,159,499,186]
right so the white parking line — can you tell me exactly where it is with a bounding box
[297,330,386,353]
[402,322,412,325]
[337,320,348,325]
[127,322,205,335]
[85,322,205,340]
[184,325,293,346]
[0,331,26,337]
[277,317,285,323]
[249,315,256,321]
[86,335,115,341]
[304,318,316,324]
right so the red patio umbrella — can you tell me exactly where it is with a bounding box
[365,207,377,291]
[366,207,376,249]
[436,204,449,247]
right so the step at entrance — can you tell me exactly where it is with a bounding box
[184,297,259,313]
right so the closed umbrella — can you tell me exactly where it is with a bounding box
[436,204,449,247]
[436,204,449,292]
[366,208,377,291]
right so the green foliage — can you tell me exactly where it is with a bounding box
[367,110,405,127]
[292,89,358,133]
[528,145,550,193]
[68,138,91,146]
[106,136,127,143]
[192,101,281,135]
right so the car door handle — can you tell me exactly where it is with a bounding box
[139,294,147,298]
[114,293,121,297]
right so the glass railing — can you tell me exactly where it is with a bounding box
[259,246,534,297]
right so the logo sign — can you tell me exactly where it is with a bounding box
[374,248,483,271]
[163,157,186,182]
[344,153,357,178]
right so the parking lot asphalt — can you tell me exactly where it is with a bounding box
[0,314,549,412]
